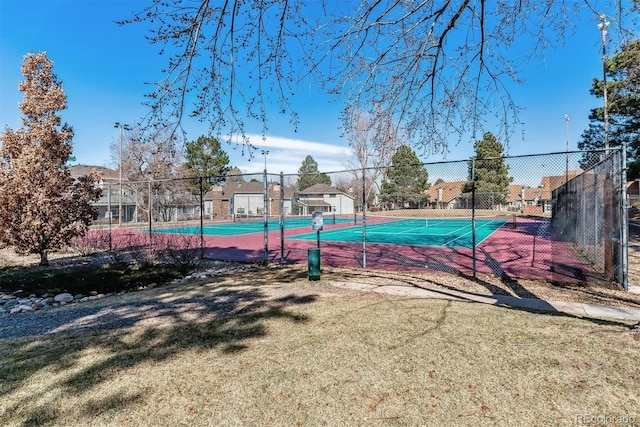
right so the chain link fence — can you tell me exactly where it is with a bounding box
[82,149,629,289]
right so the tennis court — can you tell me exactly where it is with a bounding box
[151,215,356,236]
[104,213,599,284]
[289,217,507,248]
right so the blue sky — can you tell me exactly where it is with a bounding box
[0,0,628,175]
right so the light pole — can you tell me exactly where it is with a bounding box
[598,13,610,155]
[114,122,131,226]
[564,114,570,184]
[262,149,269,172]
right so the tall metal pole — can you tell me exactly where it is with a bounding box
[621,145,629,291]
[471,157,476,278]
[280,172,285,263]
[118,126,123,226]
[114,122,130,226]
[262,150,269,264]
[564,114,570,184]
[598,13,610,155]
[148,179,152,251]
[362,165,367,270]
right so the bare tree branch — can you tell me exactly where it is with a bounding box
[121,0,635,155]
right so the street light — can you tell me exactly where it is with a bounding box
[564,114,570,184]
[598,13,610,155]
[261,149,269,172]
[114,122,131,226]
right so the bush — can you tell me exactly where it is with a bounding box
[70,229,112,257]
[152,233,201,275]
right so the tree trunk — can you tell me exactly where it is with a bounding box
[39,251,49,267]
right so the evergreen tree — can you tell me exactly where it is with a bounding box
[0,52,101,266]
[296,155,331,190]
[578,39,640,179]
[380,145,429,209]
[463,132,512,207]
[184,135,231,192]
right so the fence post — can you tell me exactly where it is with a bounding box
[148,179,152,251]
[280,172,285,263]
[107,182,112,251]
[263,169,269,265]
[199,176,204,259]
[471,157,476,278]
[362,166,367,270]
[620,147,629,290]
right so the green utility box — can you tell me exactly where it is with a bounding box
[308,248,321,280]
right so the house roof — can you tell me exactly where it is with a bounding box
[298,183,354,199]
[506,185,523,203]
[298,183,339,194]
[541,171,582,192]
[204,181,295,200]
[425,181,466,203]
[506,184,544,202]
[69,164,119,180]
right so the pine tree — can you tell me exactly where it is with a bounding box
[184,135,231,193]
[578,39,640,179]
[463,132,512,207]
[296,155,331,191]
[380,145,429,209]
[0,52,101,266]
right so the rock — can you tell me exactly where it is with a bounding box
[0,307,7,313]
[4,300,19,308]
[10,307,22,314]
[18,304,34,311]
[17,298,32,305]
[73,294,85,300]
[54,293,74,303]
[42,297,55,305]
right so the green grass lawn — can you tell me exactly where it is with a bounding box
[1,272,638,426]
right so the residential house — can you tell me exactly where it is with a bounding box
[505,185,545,213]
[533,171,582,215]
[69,165,134,223]
[297,183,355,216]
[70,165,201,223]
[204,181,296,219]
[424,181,467,209]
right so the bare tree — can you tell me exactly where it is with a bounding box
[121,1,635,154]
[0,52,102,265]
[342,106,403,209]
[110,127,194,222]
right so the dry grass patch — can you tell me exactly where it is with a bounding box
[1,289,638,426]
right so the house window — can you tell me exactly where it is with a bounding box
[329,194,336,198]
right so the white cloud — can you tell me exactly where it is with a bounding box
[230,134,352,174]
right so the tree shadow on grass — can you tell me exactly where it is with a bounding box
[0,286,316,426]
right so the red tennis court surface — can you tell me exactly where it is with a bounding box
[203,218,602,283]
[102,217,604,284]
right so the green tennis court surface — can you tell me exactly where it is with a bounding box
[290,217,508,248]
[152,216,355,236]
